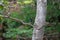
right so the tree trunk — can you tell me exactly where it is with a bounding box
[32,0,47,40]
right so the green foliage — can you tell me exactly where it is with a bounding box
[3,28,33,38]
[0,0,60,39]
[0,4,4,13]
[46,0,60,34]
[1,0,35,39]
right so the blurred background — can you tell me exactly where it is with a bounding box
[0,0,60,40]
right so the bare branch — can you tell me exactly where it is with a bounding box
[0,15,58,27]
[46,22,58,26]
[0,15,34,27]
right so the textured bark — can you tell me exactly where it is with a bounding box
[32,0,47,40]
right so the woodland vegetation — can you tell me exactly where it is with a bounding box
[0,0,60,40]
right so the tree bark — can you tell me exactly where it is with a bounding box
[32,0,47,40]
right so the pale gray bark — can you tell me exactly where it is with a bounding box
[32,0,47,40]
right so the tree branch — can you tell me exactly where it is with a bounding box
[0,15,34,27]
[0,15,58,27]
